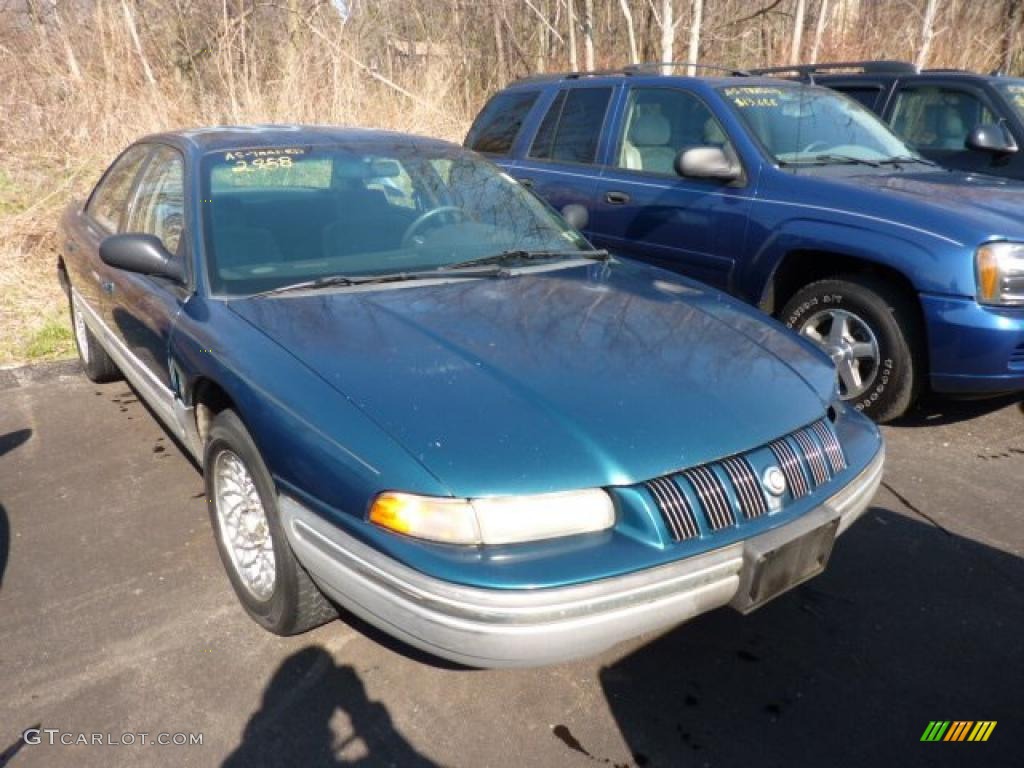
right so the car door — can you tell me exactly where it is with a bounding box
[592,85,754,291]
[512,85,616,243]
[67,145,152,323]
[886,81,1007,174]
[105,144,190,393]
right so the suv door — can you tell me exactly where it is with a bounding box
[593,85,753,291]
[514,85,615,241]
[106,144,190,395]
[886,82,1008,174]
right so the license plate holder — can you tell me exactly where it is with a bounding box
[730,508,840,614]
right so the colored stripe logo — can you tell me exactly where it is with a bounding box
[921,721,996,742]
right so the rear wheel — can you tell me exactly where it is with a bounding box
[69,292,120,383]
[204,409,336,635]
[780,275,923,423]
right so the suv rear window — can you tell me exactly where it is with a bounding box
[529,88,613,164]
[466,91,539,156]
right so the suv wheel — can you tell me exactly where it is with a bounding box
[204,408,336,635]
[780,275,922,422]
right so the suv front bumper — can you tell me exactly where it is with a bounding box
[280,447,883,668]
[922,293,1024,393]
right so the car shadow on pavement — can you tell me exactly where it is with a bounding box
[599,507,1021,768]
[0,502,8,590]
[223,646,436,767]
[893,393,1022,428]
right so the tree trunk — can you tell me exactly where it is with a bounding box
[494,9,507,84]
[566,0,578,70]
[583,0,594,70]
[916,0,939,69]
[810,0,829,62]
[790,0,807,64]
[660,0,674,74]
[686,0,702,76]
[618,0,639,64]
[1001,0,1022,73]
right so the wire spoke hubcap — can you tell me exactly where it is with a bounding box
[213,450,276,600]
[798,308,880,400]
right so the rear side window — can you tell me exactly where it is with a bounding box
[834,86,883,112]
[466,90,539,155]
[86,145,150,232]
[529,88,613,164]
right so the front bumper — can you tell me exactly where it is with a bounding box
[921,293,1024,393]
[280,447,884,668]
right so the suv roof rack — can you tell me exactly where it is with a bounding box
[749,60,919,78]
[511,61,749,85]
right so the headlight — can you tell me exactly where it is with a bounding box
[976,242,1024,305]
[368,488,615,545]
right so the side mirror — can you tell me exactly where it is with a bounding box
[561,203,589,231]
[966,123,1018,155]
[675,147,743,182]
[99,233,184,282]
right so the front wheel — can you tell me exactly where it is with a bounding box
[204,409,336,635]
[780,275,923,423]
[69,293,121,383]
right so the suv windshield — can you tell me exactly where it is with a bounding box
[720,84,914,165]
[200,143,591,295]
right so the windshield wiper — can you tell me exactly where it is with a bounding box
[443,248,610,271]
[250,267,507,298]
[878,155,938,167]
[809,153,881,167]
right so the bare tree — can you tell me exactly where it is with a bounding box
[916,0,939,69]
[618,0,639,63]
[566,0,578,70]
[582,0,594,69]
[790,0,807,64]
[1001,0,1022,72]
[660,0,674,74]
[810,0,829,62]
[685,0,702,75]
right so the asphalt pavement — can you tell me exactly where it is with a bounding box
[0,361,1021,767]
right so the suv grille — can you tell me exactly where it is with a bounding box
[643,418,847,542]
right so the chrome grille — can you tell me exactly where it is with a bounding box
[792,428,829,487]
[645,476,699,541]
[721,455,768,519]
[643,418,847,542]
[770,437,810,498]
[684,465,735,531]
[811,420,847,474]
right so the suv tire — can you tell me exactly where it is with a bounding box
[780,275,922,422]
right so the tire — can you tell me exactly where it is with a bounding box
[779,275,923,423]
[204,409,336,635]
[68,292,121,383]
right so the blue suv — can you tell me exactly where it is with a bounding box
[466,67,1024,421]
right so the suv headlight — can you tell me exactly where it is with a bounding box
[369,488,615,545]
[976,242,1024,305]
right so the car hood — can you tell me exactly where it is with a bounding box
[842,169,1024,236]
[229,263,831,496]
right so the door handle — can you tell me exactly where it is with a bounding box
[101,281,115,295]
[516,177,534,189]
[605,190,630,205]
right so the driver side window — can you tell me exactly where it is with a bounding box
[617,88,733,175]
[127,146,185,255]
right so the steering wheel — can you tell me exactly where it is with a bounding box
[401,206,468,248]
[800,140,830,154]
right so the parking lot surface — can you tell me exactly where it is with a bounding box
[1,362,1020,767]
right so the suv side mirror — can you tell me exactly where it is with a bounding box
[99,233,184,282]
[966,123,1018,155]
[675,147,743,182]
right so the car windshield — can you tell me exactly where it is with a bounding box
[995,80,1024,122]
[720,84,915,165]
[200,143,592,295]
